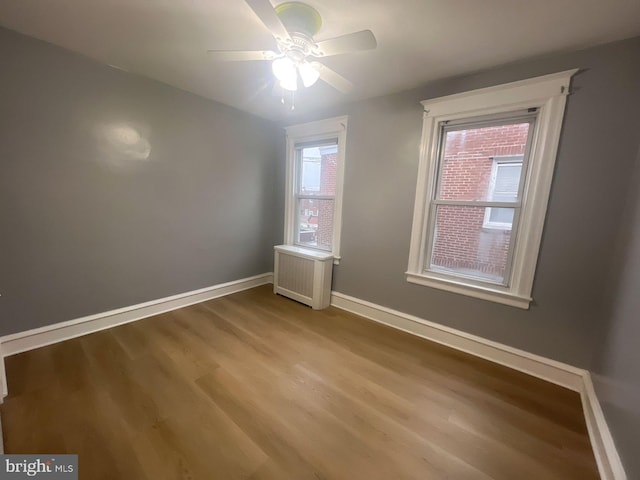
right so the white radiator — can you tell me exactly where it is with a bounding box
[273,245,333,309]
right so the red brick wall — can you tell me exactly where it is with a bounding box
[317,151,337,249]
[431,123,529,281]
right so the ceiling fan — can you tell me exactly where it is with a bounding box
[207,0,377,95]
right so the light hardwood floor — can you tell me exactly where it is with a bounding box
[1,285,599,479]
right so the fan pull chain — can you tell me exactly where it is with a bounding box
[277,88,295,111]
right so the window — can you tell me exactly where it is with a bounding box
[428,118,533,286]
[284,116,347,263]
[407,70,577,308]
[295,142,338,251]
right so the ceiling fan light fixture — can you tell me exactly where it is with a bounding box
[298,61,320,88]
[272,57,296,82]
[279,74,298,91]
[208,1,377,97]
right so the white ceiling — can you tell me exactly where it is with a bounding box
[1,0,640,121]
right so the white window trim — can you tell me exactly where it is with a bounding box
[284,116,348,265]
[483,155,523,230]
[406,69,578,309]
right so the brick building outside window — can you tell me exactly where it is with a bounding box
[431,123,530,283]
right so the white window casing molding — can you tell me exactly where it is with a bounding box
[284,116,348,264]
[406,69,578,309]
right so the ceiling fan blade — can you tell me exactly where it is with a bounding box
[245,0,292,42]
[314,30,377,57]
[207,50,278,61]
[316,63,353,94]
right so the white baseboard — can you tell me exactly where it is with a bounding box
[0,272,273,397]
[0,344,5,402]
[581,374,627,480]
[330,290,626,480]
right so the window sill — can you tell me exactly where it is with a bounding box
[283,244,341,264]
[275,244,334,261]
[405,272,531,309]
[481,225,512,233]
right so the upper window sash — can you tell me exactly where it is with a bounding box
[433,115,535,207]
[294,139,338,197]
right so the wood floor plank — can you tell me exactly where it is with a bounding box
[1,285,599,479]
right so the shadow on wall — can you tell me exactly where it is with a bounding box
[93,122,152,171]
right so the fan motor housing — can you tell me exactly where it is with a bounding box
[275,2,322,36]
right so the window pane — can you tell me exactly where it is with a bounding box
[429,205,515,284]
[437,123,529,202]
[299,144,338,196]
[302,160,321,192]
[296,198,334,251]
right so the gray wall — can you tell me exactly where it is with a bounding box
[0,27,281,336]
[284,36,640,369]
[592,144,640,480]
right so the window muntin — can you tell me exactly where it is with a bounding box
[424,115,535,286]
